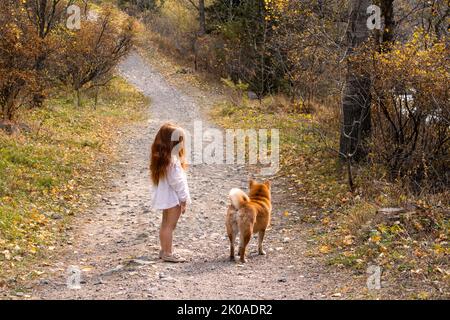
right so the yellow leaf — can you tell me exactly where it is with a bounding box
[319,245,331,254]
[370,235,381,243]
[417,291,430,300]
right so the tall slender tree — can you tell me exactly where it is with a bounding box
[186,0,207,35]
[339,0,372,161]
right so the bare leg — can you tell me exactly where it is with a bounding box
[258,230,266,255]
[159,205,182,255]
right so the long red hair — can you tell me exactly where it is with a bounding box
[150,123,187,185]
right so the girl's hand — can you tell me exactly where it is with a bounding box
[180,201,187,214]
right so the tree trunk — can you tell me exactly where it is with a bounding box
[38,0,47,38]
[75,89,82,107]
[94,87,99,109]
[192,35,198,71]
[380,0,394,45]
[339,0,372,161]
[198,0,206,35]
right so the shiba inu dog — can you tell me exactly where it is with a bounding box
[226,180,272,263]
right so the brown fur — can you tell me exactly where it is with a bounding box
[226,180,272,263]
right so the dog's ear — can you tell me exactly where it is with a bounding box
[249,179,256,189]
[264,180,271,189]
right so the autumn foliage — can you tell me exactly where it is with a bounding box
[139,0,449,190]
[368,32,449,190]
[0,1,44,121]
[0,1,137,120]
[54,9,137,106]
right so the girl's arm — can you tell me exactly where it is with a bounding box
[167,162,191,206]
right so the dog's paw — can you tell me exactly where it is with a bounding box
[258,250,266,256]
[239,257,247,263]
[229,256,235,262]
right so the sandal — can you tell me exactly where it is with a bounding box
[161,252,186,263]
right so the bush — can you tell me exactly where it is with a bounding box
[1,1,137,123]
[118,0,164,14]
[0,1,44,122]
[52,6,137,106]
[368,30,449,191]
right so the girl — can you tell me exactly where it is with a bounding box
[150,123,191,263]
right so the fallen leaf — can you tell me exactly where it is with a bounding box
[370,235,381,243]
[417,291,430,300]
[343,235,354,246]
[319,245,332,254]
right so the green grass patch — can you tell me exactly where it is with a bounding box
[0,77,148,283]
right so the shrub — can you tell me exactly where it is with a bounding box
[53,6,137,106]
[221,77,249,106]
[369,30,449,191]
[118,0,165,14]
[0,1,44,122]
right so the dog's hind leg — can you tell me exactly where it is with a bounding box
[226,207,238,261]
[258,230,266,255]
[227,226,237,261]
[238,230,252,263]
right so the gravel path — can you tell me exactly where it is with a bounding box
[29,52,357,300]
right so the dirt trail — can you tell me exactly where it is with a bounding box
[28,52,360,300]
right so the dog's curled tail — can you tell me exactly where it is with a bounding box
[228,188,249,210]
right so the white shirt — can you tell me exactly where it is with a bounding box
[151,157,191,210]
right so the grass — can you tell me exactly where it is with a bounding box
[0,77,148,286]
[211,98,449,299]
